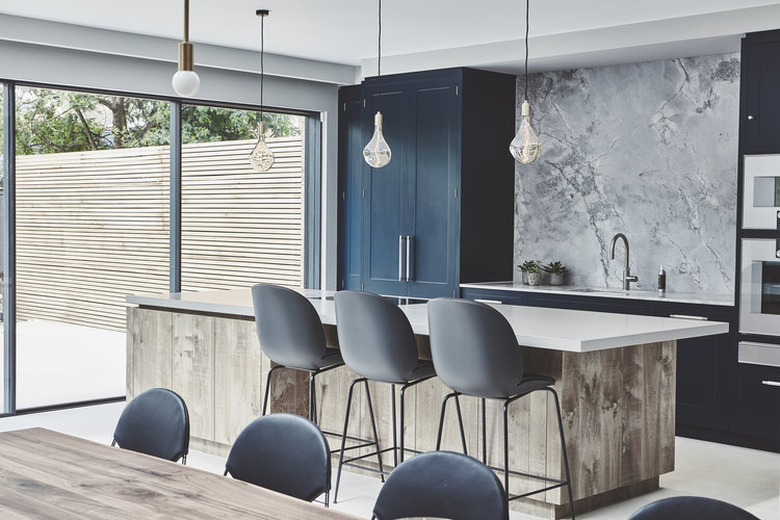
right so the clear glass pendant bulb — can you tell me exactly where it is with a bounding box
[363,111,392,168]
[510,100,542,164]
[250,122,275,173]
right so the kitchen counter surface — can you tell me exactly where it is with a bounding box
[127,288,728,353]
[460,280,734,306]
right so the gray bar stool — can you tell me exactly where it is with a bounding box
[427,297,575,518]
[333,290,436,503]
[252,284,344,427]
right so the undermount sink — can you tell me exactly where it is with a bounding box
[566,287,628,294]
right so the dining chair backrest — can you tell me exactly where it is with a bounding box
[224,413,331,503]
[427,298,524,399]
[334,290,419,383]
[628,496,761,520]
[372,450,508,520]
[252,283,329,370]
[112,387,190,463]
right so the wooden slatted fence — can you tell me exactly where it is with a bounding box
[14,137,304,331]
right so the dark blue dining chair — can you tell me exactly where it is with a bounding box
[372,450,508,520]
[112,387,190,464]
[224,413,332,506]
[628,496,761,520]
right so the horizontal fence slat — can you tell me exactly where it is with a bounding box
[14,137,305,332]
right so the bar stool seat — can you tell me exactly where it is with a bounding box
[333,290,436,503]
[427,297,575,519]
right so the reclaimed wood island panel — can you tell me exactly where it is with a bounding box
[126,288,728,519]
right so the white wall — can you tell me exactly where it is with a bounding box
[0,14,358,290]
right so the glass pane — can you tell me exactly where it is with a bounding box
[0,83,5,413]
[15,87,170,408]
[761,261,780,315]
[180,106,306,291]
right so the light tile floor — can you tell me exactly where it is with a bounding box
[0,402,777,520]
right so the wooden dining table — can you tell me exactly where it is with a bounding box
[0,427,362,519]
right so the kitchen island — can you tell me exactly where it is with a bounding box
[126,288,728,519]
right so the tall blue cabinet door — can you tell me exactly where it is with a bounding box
[407,77,460,297]
[362,83,411,296]
[337,85,365,290]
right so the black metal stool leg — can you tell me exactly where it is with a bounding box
[436,391,455,450]
[391,384,398,467]
[363,379,385,482]
[399,384,406,463]
[481,398,487,463]
[503,398,510,496]
[334,377,361,503]
[453,393,468,455]
[547,387,576,519]
[309,371,317,422]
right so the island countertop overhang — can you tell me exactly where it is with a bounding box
[127,288,728,353]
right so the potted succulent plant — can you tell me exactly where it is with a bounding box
[543,261,568,286]
[519,260,542,285]
[522,260,544,286]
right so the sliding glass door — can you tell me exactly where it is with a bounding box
[180,105,307,291]
[14,87,170,409]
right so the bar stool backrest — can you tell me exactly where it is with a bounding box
[334,290,419,383]
[372,450,508,520]
[428,298,524,399]
[225,413,331,503]
[252,283,329,370]
[628,496,761,520]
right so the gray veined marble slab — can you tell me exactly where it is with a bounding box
[514,53,739,298]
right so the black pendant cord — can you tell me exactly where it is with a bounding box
[260,11,265,125]
[377,0,382,113]
[183,0,190,43]
[524,0,530,101]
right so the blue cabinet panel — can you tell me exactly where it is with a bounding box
[338,86,365,290]
[338,68,515,298]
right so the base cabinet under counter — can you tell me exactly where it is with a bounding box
[461,286,778,452]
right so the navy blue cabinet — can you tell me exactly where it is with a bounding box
[338,85,365,292]
[740,30,780,153]
[458,287,780,451]
[339,68,516,298]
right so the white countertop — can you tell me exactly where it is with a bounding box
[127,288,729,353]
[461,281,734,306]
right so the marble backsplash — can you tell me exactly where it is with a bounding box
[514,53,739,295]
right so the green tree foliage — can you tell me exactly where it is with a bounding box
[15,88,301,155]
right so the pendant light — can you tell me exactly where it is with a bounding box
[172,0,201,97]
[509,0,542,164]
[363,0,391,169]
[249,9,275,173]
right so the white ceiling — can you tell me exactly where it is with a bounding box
[3,0,780,75]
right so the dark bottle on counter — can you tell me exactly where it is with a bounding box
[658,266,666,294]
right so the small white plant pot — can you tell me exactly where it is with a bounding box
[527,272,543,286]
[549,272,564,286]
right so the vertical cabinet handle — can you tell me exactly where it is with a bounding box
[398,235,404,281]
[406,235,412,282]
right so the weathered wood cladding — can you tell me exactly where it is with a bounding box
[127,307,676,520]
[15,137,304,331]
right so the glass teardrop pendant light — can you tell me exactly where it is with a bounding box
[510,0,542,164]
[510,100,542,164]
[363,0,391,168]
[250,9,275,173]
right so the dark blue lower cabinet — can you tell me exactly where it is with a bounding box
[460,288,778,452]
